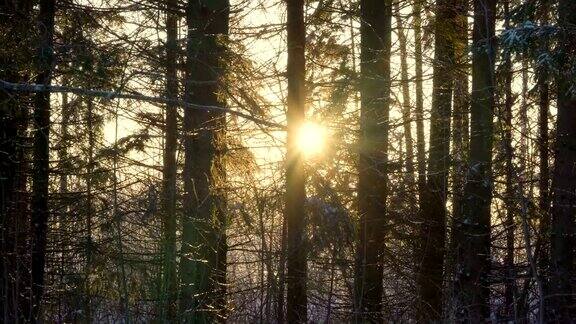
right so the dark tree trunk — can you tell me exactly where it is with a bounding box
[547,0,576,320]
[0,2,33,321]
[417,0,457,320]
[180,0,229,321]
[83,98,95,322]
[450,0,469,242]
[501,3,516,317]
[276,214,288,323]
[447,0,469,318]
[453,0,496,321]
[30,0,56,321]
[394,2,416,209]
[161,0,179,320]
[413,0,426,203]
[354,0,391,322]
[536,2,551,316]
[285,0,307,322]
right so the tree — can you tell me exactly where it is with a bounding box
[180,0,230,321]
[30,0,56,321]
[355,0,392,321]
[413,0,427,203]
[447,0,469,316]
[285,0,307,322]
[453,0,496,320]
[394,1,416,209]
[417,0,457,319]
[160,0,179,320]
[501,2,516,318]
[0,1,33,321]
[547,0,576,320]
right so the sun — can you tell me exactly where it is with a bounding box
[297,121,326,157]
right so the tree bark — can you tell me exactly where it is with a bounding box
[547,0,576,320]
[161,0,179,321]
[502,3,516,317]
[453,0,496,321]
[354,0,392,322]
[413,0,426,203]
[180,0,229,321]
[0,2,33,321]
[417,0,457,320]
[285,0,307,322]
[394,2,416,209]
[31,0,56,321]
[536,2,550,318]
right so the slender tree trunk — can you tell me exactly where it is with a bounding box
[84,98,94,322]
[502,4,516,317]
[447,0,469,318]
[354,0,392,322]
[180,0,229,321]
[417,0,457,320]
[453,0,496,321]
[394,2,416,208]
[30,0,56,321]
[0,2,33,321]
[276,214,287,323]
[161,0,179,320]
[285,0,307,322]
[547,0,576,320]
[450,0,469,241]
[413,0,426,202]
[536,3,550,318]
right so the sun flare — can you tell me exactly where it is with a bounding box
[296,122,327,156]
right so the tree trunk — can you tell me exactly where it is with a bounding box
[84,98,95,322]
[547,0,576,320]
[413,0,426,203]
[502,3,516,317]
[447,0,469,318]
[0,2,33,321]
[30,0,56,321]
[180,0,229,321]
[453,0,496,321]
[285,0,307,322]
[450,0,469,244]
[354,0,392,322]
[394,2,416,209]
[417,0,457,320]
[536,2,550,318]
[161,0,179,320]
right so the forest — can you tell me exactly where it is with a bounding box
[1,0,575,322]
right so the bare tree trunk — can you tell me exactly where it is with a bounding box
[30,0,55,321]
[453,0,496,321]
[447,0,469,319]
[394,2,416,208]
[450,0,469,242]
[413,0,426,203]
[161,0,179,320]
[502,4,516,317]
[285,0,307,322]
[536,3,551,318]
[277,214,287,323]
[83,98,94,322]
[354,0,391,322]
[180,0,229,321]
[547,0,576,320]
[0,2,33,322]
[417,0,457,320]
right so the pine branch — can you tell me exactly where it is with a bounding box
[0,79,285,130]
